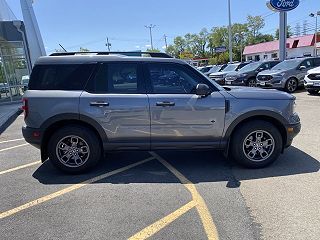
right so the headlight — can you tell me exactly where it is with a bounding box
[239,73,248,77]
[274,73,286,77]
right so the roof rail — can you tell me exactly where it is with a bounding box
[49,51,173,58]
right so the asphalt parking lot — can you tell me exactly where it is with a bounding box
[0,91,319,240]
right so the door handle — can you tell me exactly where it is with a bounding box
[90,101,109,107]
[156,101,175,107]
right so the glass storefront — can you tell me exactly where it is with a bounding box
[0,21,31,104]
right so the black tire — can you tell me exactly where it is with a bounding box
[247,78,257,87]
[307,89,319,95]
[285,78,298,93]
[48,125,102,173]
[230,120,282,168]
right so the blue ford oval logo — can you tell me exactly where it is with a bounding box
[268,0,299,11]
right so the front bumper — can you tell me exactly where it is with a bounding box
[22,126,42,149]
[284,122,301,148]
[257,75,285,89]
[225,78,247,86]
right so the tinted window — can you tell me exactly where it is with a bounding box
[300,59,313,69]
[314,58,320,67]
[86,63,142,94]
[148,64,203,94]
[29,64,94,90]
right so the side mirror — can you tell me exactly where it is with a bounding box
[196,84,211,97]
[299,65,307,71]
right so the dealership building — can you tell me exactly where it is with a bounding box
[0,0,45,103]
[243,34,320,61]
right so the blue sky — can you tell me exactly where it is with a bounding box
[5,0,320,54]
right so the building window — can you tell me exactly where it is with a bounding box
[271,53,278,59]
[264,55,268,60]
[254,55,260,61]
[247,56,253,61]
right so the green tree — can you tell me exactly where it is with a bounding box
[247,15,265,39]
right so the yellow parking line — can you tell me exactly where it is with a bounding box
[150,152,219,240]
[128,201,197,240]
[0,138,25,144]
[0,161,41,176]
[0,156,154,219]
[0,143,29,153]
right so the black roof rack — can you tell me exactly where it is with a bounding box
[49,51,173,58]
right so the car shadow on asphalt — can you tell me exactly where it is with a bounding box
[32,146,319,187]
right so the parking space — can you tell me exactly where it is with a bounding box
[0,91,319,240]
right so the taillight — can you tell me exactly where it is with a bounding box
[22,98,29,119]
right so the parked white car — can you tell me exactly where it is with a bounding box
[304,66,320,95]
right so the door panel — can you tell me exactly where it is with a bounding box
[79,62,150,150]
[80,93,150,147]
[148,92,225,147]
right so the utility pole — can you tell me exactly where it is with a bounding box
[106,37,111,52]
[163,34,168,50]
[145,24,156,50]
[228,0,233,63]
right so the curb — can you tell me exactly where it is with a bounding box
[0,108,23,135]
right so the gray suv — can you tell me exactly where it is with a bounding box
[22,52,301,173]
[257,57,320,93]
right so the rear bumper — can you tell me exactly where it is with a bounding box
[22,126,42,149]
[284,122,301,148]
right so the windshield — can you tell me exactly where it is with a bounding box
[272,59,301,70]
[238,62,261,72]
[207,65,220,74]
[223,64,239,72]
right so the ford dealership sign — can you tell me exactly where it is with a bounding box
[267,0,300,12]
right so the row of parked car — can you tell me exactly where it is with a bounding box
[197,56,320,94]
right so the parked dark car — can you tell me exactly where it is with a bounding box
[204,64,228,76]
[225,60,280,87]
[209,62,250,85]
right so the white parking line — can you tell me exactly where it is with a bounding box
[0,138,25,144]
[0,143,29,153]
[0,161,41,175]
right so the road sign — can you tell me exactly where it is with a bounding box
[214,46,227,53]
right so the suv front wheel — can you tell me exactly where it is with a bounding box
[48,125,102,173]
[231,120,282,168]
[285,78,298,93]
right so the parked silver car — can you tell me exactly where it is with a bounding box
[257,57,320,93]
[22,52,301,173]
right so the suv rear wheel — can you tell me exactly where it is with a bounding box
[48,125,102,173]
[231,120,282,168]
[285,78,298,93]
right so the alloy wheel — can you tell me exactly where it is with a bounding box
[242,130,275,162]
[56,135,90,168]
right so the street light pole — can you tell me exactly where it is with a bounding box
[228,0,233,63]
[145,24,156,50]
[310,11,320,56]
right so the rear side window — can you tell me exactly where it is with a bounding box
[314,58,320,67]
[86,63,144,94]
[29,64,95,90]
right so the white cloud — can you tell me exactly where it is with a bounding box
[145,44,151,48]
[135,45,140,49]
[162,45,167,49]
